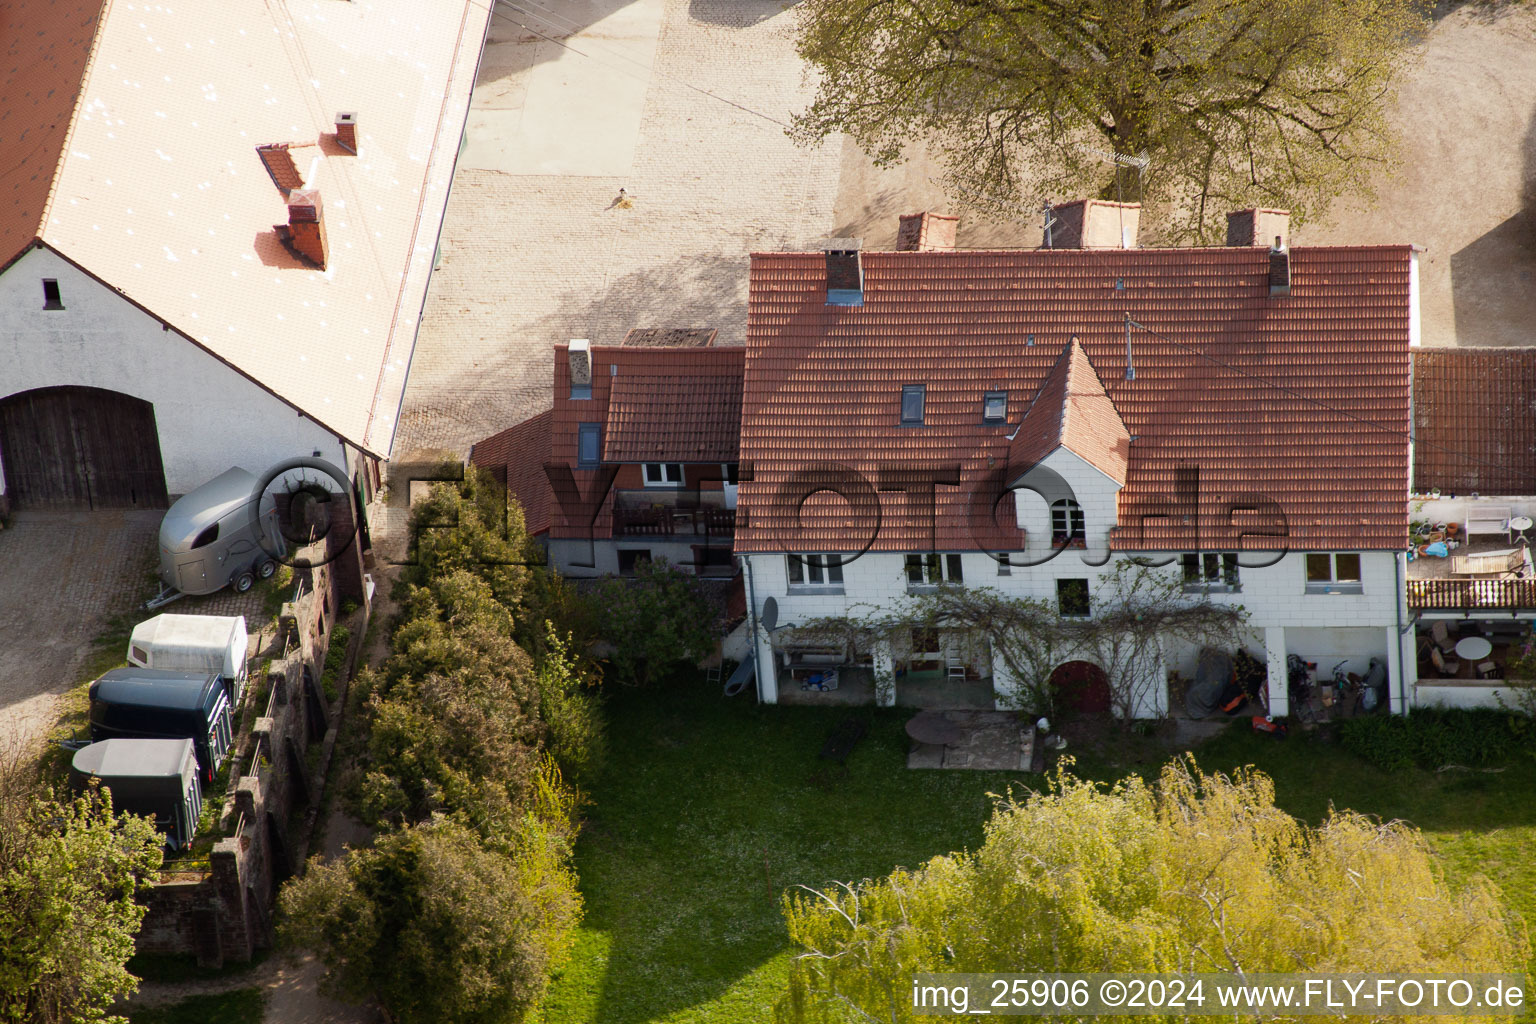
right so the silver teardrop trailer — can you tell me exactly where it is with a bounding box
[147,467,283,608]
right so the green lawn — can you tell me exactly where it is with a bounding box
[126,987,265,1024]
[540,679,1536,1024]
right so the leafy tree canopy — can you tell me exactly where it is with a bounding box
[779,759,1525,1023]
[360,572,544,834]
[793,0,1429,240]
[281,813,579,1024]
[0,755,163,1024]
[591,559,716,686]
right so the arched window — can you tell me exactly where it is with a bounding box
[1051,498,1085,541]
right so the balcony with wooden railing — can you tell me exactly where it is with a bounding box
[1407,578,1536,611]
[611,490,736,538]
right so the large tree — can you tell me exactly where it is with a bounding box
[793,0,1428,240]
[281,814,580,1024]
[779,760,1525,1023]
[0,753,163,1024]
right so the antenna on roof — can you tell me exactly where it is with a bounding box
[1123,312,1136,381]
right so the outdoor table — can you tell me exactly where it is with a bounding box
[905,711,963,746]
[1510,515,1534,544]
[1455,636,1493,662]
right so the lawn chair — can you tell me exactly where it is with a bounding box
[1429,620,1458,654]
[1430,646,1460,678]
[1477,660,1499,680]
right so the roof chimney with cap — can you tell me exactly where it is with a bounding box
[1226,208,1290,248]
[1268,237,1291,297]
[895,212,958,252]
[568,340,593,399]
[823,238,863,306]
[1043,199,1140,249]
[335,112,357,154]
[275,189,328,269]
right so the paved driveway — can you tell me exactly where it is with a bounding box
[0,509,162,752]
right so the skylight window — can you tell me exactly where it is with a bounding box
[900,385,926,426]
[983,390,1007,423]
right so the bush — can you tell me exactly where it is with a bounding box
[319,624,350,702]
[1337,707,1536,771]
[281,810,579,1024]
[591,559,715,685]
[533,624,606,790]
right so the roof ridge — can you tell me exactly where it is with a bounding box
[37,0,115,240]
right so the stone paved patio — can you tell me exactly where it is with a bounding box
[905,711,1040,772]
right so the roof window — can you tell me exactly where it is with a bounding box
[900,385,926,426]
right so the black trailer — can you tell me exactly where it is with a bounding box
[88,669,234,782]
[70,738,203,851]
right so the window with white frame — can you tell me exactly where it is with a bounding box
[1182,552,1239,591]
[905,553,964,587]
[787,554,843,588]
[1057,578,1090,617]
[1051,498,1085,542]
[643,462,684,487]
[1305,552,1362,593]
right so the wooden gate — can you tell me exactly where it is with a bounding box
[0,386,168,509]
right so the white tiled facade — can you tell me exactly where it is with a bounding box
[743,446,1416,715]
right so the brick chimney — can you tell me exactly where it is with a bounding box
[823,238,863,307]
[1226,208,1290,248]
[895,212,958,252]
[1043,199,1139,249]
[276,189,328,269]
[335,112,357,154]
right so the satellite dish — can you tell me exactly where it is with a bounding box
[761,596,778,632]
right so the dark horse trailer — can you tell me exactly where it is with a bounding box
[88,669,233,782]
[71,738,203,851]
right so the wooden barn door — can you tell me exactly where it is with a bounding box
[0,387,168,509]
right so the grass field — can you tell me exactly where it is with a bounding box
[538,678,1536,1024]
[126,987,265,1024]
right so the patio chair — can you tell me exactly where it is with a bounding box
[1430,647,1460,678]
[1429,620,1458,655]
[945,656,967,681]
[1477,660,1499,680]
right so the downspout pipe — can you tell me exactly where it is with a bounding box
[1395,551,1410,714]
[742,554,762,703]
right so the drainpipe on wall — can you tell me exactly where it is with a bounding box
[1395,552,1411,714]
[742,555,762,703]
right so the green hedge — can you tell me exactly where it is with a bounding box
[1337,707,1536,771]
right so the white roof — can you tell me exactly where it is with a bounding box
[130,613,247,652]
[38,0,491,454]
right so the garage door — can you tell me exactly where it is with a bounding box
[0,386,168,509]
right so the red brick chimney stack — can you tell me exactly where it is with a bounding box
[335,112,357,154]
[278,189,328,269]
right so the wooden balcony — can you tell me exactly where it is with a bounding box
[611,504,736,538]
[1407,578,1536,611]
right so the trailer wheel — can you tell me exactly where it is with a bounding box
[256,559,277,579]
[233,571,256,593]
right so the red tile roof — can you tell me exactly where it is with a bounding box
[1413,349,1536,496]
[546,343,744,539]
[469,409,552,536]
[605,357,743,463]
[738,246,1413,554]
[1008,338,1130,485]
[0,0,106,267]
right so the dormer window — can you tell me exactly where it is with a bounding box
[643,463,683,488]
[1051,498,1085,542]
[900,385,926,426]
[983,391,1007,423]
